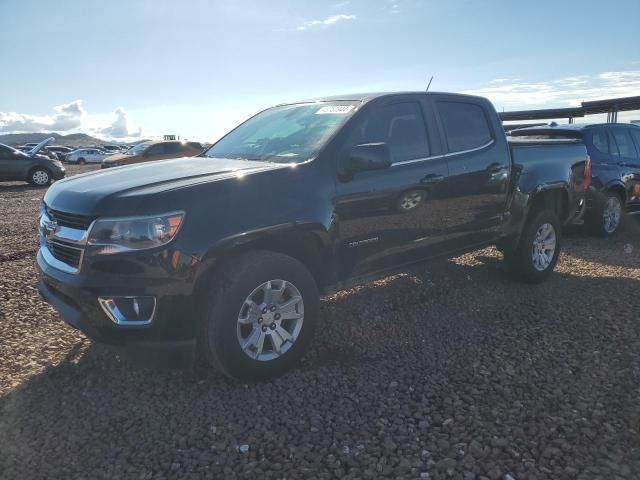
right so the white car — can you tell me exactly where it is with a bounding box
[66,148,110,164]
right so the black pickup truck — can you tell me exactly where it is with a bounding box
[37,92,589,379]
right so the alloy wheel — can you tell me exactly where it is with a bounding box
[531,223,556,271]
[236,279,304,362]
[603,196,622,234]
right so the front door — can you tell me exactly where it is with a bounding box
[434,97,510,248]
[334,98,449,280]
[0,146,25,181]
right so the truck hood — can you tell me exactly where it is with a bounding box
[44,156,285,215]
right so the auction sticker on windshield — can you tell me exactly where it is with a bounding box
[316,105,355,114]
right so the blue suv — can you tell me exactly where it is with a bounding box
[511,123,640,235]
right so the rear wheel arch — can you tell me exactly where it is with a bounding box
[529,187,569,221]
[606,184,626,204]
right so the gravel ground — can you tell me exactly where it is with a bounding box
[1,166,640,480]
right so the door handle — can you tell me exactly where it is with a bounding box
[422,173,445,184]
[488,163,507,173]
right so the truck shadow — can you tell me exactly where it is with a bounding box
[561,221,640,269]
[2,251,639,476]
[0,183,47,193]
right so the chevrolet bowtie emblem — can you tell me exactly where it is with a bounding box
[41,217,58,236]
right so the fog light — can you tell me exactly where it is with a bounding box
[98,296,156,326]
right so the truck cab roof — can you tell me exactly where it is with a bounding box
[281,91,490,106]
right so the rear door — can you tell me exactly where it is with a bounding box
[434,97,509,246]
[610,127,640,207]
[86,149,99,163]
[335,97,449,279]
[610,127,640,166]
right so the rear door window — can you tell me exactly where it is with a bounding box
[437,101,493,152]
[611,129,639,158]
[354,102,431,163]
[630,129,640,155]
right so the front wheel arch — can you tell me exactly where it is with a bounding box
[196,250,320,380]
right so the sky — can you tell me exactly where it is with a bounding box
[1,0,639,142]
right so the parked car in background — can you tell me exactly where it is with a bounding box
[37,92,589,380]
[45,145,74,161]
[511,123,640,235]
[18,144,58,160]
[101,140,203,168]
[66,148,111,164]
[101,145,122,154]
[0,137,65,186]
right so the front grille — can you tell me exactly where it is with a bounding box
[47,240,83,269]
[46,206,94,230]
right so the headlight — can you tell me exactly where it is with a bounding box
[87,211,185,255]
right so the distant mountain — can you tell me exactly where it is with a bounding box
[0,132,145,147]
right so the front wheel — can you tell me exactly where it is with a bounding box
[198,251,319,380]
[504,209,561,283]
[77,158,87,165]
[28,168,51,187]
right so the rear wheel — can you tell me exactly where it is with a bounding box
[504,209,561,283]
[28,167,51,187]
[586,191,623,236]
[198,251,319,380]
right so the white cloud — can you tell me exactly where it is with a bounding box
[0,100,86,133]
[387,0,400,14]
[295,14,355,31]
[96,107,142,138]
[464,70,640,111]
[0,101,143,140]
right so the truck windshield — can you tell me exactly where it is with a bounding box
[203,101,359,163]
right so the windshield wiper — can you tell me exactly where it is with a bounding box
[202,153,269,161]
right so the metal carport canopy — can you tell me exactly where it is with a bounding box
[499,95,640,122]
[499,107,584,122]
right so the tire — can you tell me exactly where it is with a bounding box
[586,191,623,237]
[198,251,319,380]
[504,209,561,283]
[77,158,86,165]
[28,167,52,187]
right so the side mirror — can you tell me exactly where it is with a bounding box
[342,143,391,176]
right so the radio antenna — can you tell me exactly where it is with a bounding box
[426,76,434,92]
